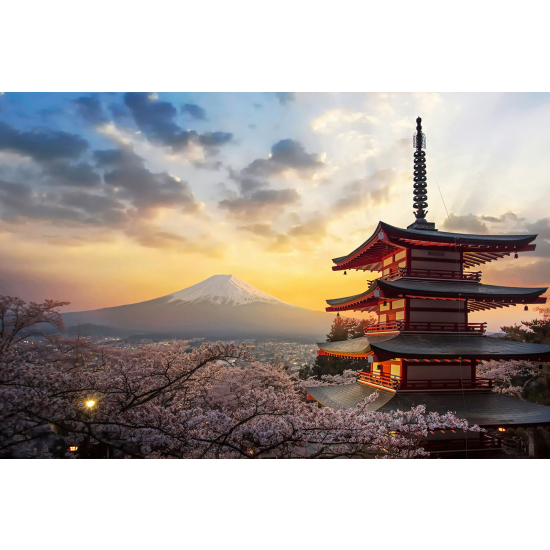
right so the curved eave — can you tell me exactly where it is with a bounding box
[318,334,550,362]
[331,221,538,271]
[305,384,550,427]
[378,280,548,301]
[382,222,537,247]
[325,280,548,312]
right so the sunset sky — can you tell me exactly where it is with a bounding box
[1,92,550,331]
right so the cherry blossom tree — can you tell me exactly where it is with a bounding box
[477,360,540,400]
[1,295,479,459]
[301,369,358,387]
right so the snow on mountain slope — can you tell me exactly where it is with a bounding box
[165,274,295,307]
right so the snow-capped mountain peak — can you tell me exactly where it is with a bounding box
[165,274,293,307]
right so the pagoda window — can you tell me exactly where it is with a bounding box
[407,362,471,381]
[383,255,394,267]
[395,250,407,262]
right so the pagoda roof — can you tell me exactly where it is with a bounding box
[326,279,547,312]
[332,221,537,271]
[317,334,550,361]
[304,384,550,427]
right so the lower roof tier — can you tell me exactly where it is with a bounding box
[317,333,550,361]
[304,384,550,428]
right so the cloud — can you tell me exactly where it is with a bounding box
[275,92,295,105]
[310,108,377,135]
[333,169,399,215]
[58,190,127,225]
[73,95,107,124]
[481,212,523,223]
[43,160,102,187]
[182,103,207,120]
[0,179,86,224]
[94,146,202,215]
[442,213,489,234]
[484,259,550,288]
[241,139,325,179]
[237,223,276,237]
[109,103,131,120]
[123,92,232,155]
[0,121,88,161]
[125,223,225,258]
[237,215,330,254]
[524,218,550,258]
[218,188,300,221]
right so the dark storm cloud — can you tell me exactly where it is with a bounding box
[0,121,88,161]
[182,103,207,120]
[275,92,295,105]
[218,188,300,221]
[123,92,232,155]
[44,160,102,187]
[241,139,323,178]
[73,95,107,124]
[95,146,201,213]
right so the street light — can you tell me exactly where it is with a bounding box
[86,400,96,408]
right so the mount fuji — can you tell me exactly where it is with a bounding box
[61,275,333,341]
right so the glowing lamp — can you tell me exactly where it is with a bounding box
[498,427,506,432]
[86,400,96,408]
[69,446,78,452]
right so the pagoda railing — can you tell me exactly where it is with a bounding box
[379,268,481,282]
[365,321,487,334]
[357,371,401,390]
[400,378,493,390]
[357,372,494,391]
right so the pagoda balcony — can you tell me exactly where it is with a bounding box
[365,320,487,334]
[379,267,482,282]
[357,371,494,392]
[357,371,401,390]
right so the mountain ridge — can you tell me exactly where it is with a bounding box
[61,274,332,341]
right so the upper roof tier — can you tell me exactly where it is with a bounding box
[332,221,537,271]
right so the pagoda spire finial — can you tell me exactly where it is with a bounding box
[408,117,436,231]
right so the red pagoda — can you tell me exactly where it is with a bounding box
[306,117,550,457]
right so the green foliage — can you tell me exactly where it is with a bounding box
[326,316,374,342]
[501,309,550,404]
[299,315,374,379]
